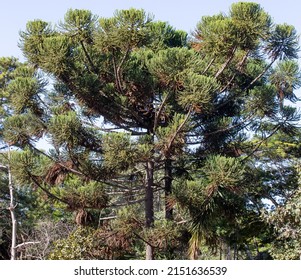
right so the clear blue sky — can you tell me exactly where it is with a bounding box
[1,0,301,60]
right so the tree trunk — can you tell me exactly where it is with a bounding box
[145,243,154,260]
[244,244,254,260]
[8,159,17,260]
[233,242,238,260]
[145,160,154,260]
[226,245,232,260]
[164,158,173,220]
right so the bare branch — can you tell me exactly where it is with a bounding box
[15,241,41,249]
[98,215,117,221]
[0,164,8,171]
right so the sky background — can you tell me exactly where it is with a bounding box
[1,0,301,60]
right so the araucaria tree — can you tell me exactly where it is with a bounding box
[1,2,300,259]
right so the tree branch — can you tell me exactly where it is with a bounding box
[215,47,237,79]
[242,125,281,162]
[116,45,131,93]
[154,92,171,131]
[98,215,117,221]
[244,58,276,90]
[133,232,155,248]
[218,49,250,93]
[30,144,84,177]
[80,41,97,73]
[202,57,215,75]
[0,164,8,171]
[165,108,192,155]
[14,241,41,249]
[29,174,70,206]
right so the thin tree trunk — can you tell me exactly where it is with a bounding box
[145,160,154,260]
[233,243,237,260]
[165,158,173,220]
[7,147,17,260]
[244,244,254,260]
[227,245,232,260]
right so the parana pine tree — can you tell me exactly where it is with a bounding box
[1,2,300,259]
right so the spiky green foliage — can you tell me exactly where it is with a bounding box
[270,60,301,105]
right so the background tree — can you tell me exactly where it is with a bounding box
[172,2,300,258]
